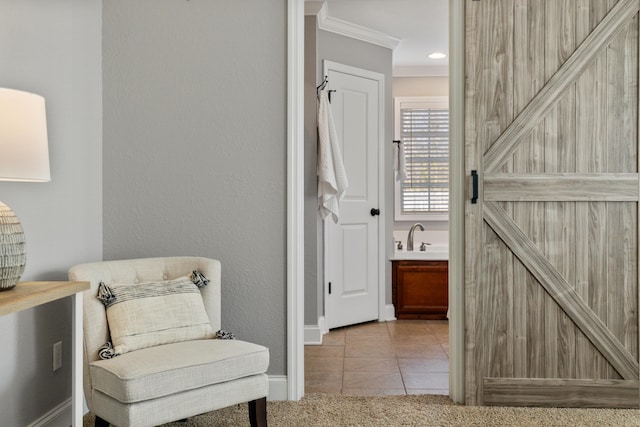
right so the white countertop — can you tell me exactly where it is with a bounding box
[390,244,449,261]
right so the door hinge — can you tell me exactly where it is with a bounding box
[328,282,332,294]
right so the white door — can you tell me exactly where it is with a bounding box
[323,60,385,330]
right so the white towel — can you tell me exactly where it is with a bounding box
[395,141,408,182]
[317,90,348,223]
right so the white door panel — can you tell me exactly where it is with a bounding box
[323,61,384,330]
[341,90,369,200]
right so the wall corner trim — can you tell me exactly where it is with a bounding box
[27,398,72,427]
[384,304,397,321]
[304,324,323,345]
[268,375,289,401]
[287,0,306,402]
[305,1,325,17]
[449,0,466,405]
[304,316,328,345]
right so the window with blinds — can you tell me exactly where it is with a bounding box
[394,97,449,220]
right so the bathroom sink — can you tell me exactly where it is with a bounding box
[391,244,448,261]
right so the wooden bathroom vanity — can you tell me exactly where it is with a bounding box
[392,259,448,320]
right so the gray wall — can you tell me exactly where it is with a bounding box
[102,0,288,375]
[393,76,449,98]
[304,25,394,325]
[0,1,102,426]
[304,16,321,324]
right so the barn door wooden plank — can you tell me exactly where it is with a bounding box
[484,378,640,408]
[483,173,639,201]
[542,0,574,381]
[464,0,482,403]
[575,1,613,380]
[483,201,639,379]
[464,0,517,403]
[604,10,640,379]
[483,0,639,172]
[511,0,546,380]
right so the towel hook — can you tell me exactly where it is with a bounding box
[316,75,336,103]
[316,75,329,96]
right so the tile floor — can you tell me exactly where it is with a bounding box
[305,319,449,396]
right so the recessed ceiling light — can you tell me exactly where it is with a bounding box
[428,52,447,59]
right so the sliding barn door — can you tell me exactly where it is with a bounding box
[465,0,640,407]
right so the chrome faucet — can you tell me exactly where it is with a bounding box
[407,223,424,251]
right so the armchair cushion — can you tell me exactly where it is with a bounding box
[99,275,214,355]
[89,339,269,403]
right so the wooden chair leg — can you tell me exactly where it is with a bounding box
[248,397,267,427]
[95,416,110,427]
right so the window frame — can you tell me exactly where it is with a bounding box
[394,96,449,222]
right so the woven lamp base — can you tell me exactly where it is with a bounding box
[0,201,26,291]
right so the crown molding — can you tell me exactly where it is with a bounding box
[304,1,325,17]
[306,1,400,50]
[320,16,400,50]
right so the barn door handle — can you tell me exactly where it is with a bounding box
[471,170,478,204]
[370,208,381,216]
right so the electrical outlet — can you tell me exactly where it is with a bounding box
[53,341,62,371]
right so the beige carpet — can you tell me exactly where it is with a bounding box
[83,394,640,426]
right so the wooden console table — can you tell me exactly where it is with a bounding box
[0,281,89,426]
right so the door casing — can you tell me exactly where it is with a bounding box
[286,0,466,403]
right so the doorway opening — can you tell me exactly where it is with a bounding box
[293,0,465,402]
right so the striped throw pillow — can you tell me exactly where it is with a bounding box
[97,274,214,356]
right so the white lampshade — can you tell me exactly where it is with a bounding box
[0,87,50,291]
[0,87,50,182]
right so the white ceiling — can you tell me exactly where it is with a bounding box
[317,0,449,76]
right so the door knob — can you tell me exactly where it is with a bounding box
[370,208,380,216]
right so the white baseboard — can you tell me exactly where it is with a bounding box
[304,316,328,345]
[28,398,71,427]
[304,324,323,345]
[308,310,396,345]
[384,304,396,321]
[268,375,288,401]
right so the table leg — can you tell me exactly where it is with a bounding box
[72,292,84,426]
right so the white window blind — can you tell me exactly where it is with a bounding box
[394,97,449,219]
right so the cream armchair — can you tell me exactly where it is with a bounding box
[69,257,269,427]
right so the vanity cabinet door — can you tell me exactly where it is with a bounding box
[392,260,448,320]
